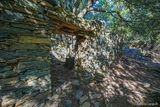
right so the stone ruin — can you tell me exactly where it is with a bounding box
[0,0,103,106]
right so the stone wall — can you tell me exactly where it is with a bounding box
[51,33,114,75]
[0,33,51,106]
[0,0,102,38]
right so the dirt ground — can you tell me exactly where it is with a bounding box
[1,53,159,107]
[49,54,160,107]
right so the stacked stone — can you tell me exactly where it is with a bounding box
[0,0,103,106]
[0,33,51,107]
[51,33,112,74]
[0,0,102,37]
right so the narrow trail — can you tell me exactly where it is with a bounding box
[49,53,160,107]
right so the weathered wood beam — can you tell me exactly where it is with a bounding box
[0,0,102,38]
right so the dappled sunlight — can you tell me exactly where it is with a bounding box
[0,0,160,107]
[86,57,160,106]
[45,53,159,106]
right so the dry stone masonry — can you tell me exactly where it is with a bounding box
[0,33,51,107]
[0,0,102,37]
[1,1,160,107]
[51,33,114,74]
[0,0,102,107]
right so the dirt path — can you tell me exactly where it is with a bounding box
[48,55,160,107]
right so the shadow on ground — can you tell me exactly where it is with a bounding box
[47,54,160,107]
[1,54,160,107]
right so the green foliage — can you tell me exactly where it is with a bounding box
[56,0,160,57]
[104,0,160,50]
